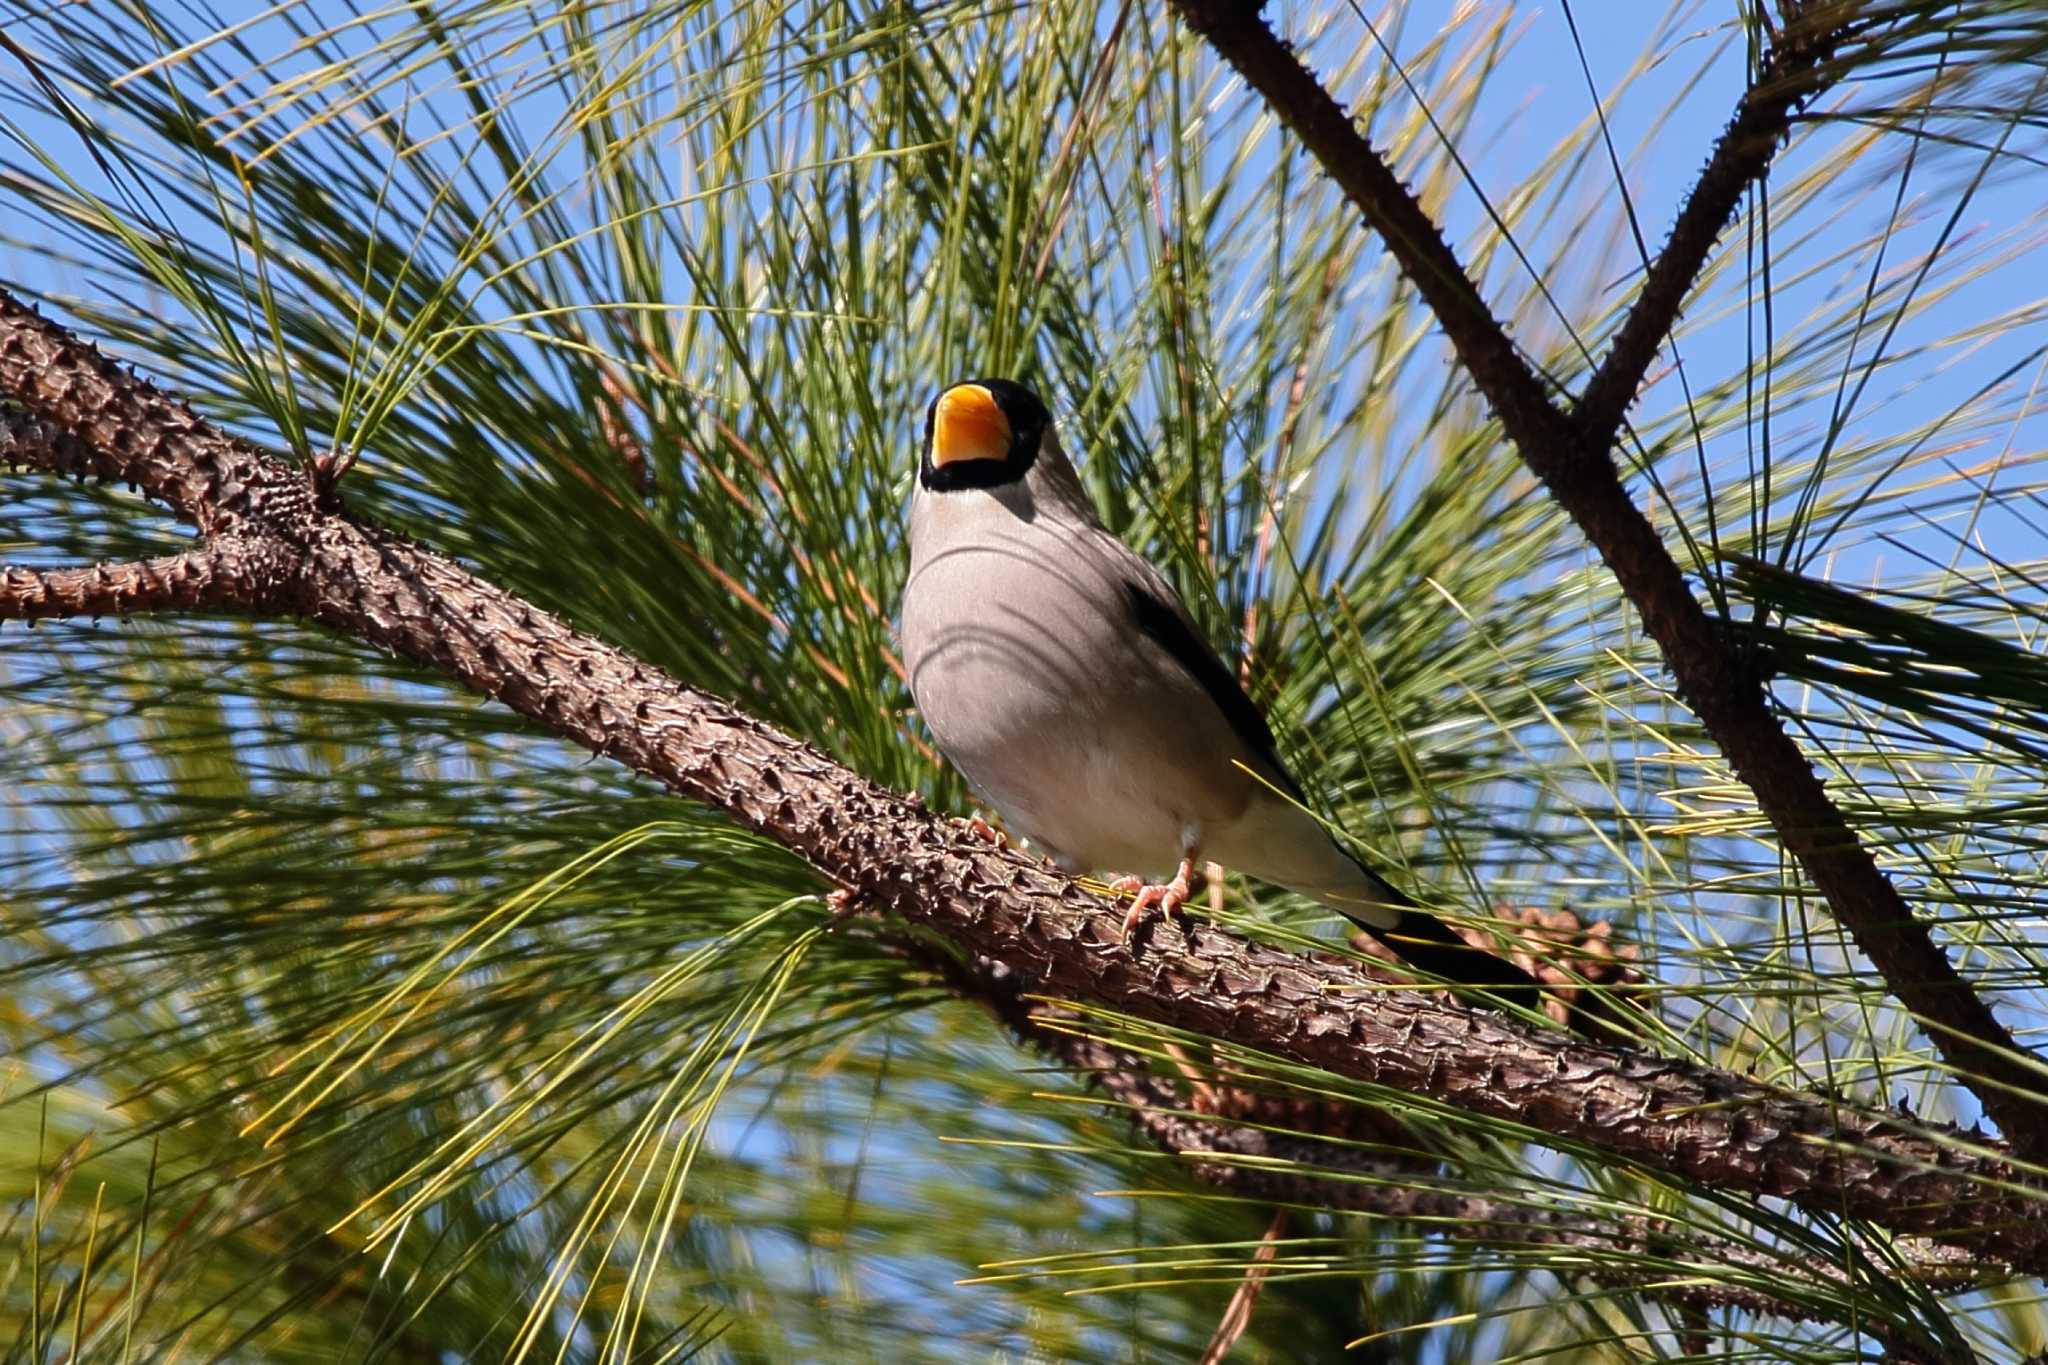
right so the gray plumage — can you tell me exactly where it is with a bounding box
[900,384,1405,929]
[902,380,1588,1018]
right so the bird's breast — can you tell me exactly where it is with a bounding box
[900,521,1253,873]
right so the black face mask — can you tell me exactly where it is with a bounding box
[918,378,1051,493]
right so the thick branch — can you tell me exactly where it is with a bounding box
[0,539,285,622]
[0,321,306,532]
[2,290,2045,1273]
[1044,1031,1980,1360]
[1164,0,2048,1158]
[935,943,1989,1357]
[3,404,111,481]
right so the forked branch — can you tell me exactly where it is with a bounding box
[1,289,2045,1276]
[1163,0,2048,1159]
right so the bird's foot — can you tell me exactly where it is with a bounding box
[825,886,869,926]
[1110,856,1197,942]
[964,814,1009,849]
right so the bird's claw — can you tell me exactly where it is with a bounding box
[1111,862,1195,943]
[825,887,868,925]
[964,815,1009,849]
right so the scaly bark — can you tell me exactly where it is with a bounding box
[3,291,2045,1276]
[935,939,1985,1361]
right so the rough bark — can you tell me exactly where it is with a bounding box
[1163,0,2048,1160]
[1028,1024,1982,1362]
[0,541,281,621]
[937,939,1989,1361]
[3,291,2046,1278]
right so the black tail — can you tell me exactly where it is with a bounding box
[1344,901,1635,1043]
[1323,857,1597,1030]
[1316,858,1545,1006]
[1306,835,1632,1035]
[1371,907,1545,1003]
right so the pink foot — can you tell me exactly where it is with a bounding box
[964,815,1009,849]
[825,887,866,924]
[1110,856,1197,942]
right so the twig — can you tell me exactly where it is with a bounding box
[1574,6,1861,443]
[1197,1208,1286,1365]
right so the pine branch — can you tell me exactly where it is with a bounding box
[1055,1036,1981,1362]
[1163,0,2048,1160]
[1,359,261,531]
[1572,5,1861,443]
[2,406,113,485]
[936,941,1989,1362]
[0,541,282,621]
[1,290,2044,1278]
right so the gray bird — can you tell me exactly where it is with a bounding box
[900,377,1543,1002]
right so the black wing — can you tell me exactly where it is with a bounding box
[1122,578,1306,802]
[1125,576,1570,1020]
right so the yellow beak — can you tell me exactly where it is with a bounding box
[932,384,1012,466]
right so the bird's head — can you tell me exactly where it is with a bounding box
[918,378,1052,492]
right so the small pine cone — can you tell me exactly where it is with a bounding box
[1495,904,1645,1027]
[1351,905,1644,1028]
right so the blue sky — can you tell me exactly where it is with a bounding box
[3,4,2044,1358]
[1327,1,2044,585]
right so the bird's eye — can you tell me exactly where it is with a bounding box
[931,384,1013,466]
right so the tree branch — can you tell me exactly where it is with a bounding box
[932,943,1985,1362]
[0,540,284,622]
[3,404,114,483]
[1163,0,2048,1159]
[1572,10,1856,444]
[0,345,272,531]
[1058,1040,1981,1361]
[2,289,2045,1275]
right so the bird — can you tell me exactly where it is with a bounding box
[899,377,1547,1006]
